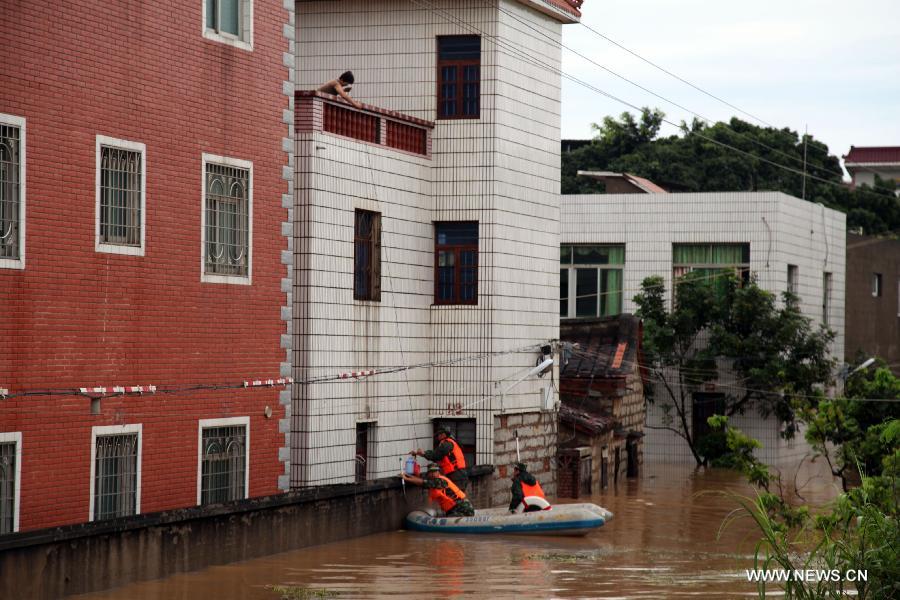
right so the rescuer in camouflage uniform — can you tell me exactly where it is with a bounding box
[411,427,469,490]
[402,464,475,517]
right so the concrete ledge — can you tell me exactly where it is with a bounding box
[0,466,495,598]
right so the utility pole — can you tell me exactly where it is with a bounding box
[802,125,808,200]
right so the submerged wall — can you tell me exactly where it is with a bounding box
[0,468,494,599]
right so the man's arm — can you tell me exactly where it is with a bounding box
[334,83,362,108]
[508,478,524,512]
[422,440,452,463]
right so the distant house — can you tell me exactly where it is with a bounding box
[558,315,645,497]
[561,191,846,465]
[843,146,900,194]
[845,233,900,374]
[577,171,668,194]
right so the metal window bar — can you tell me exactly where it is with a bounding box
[0,124,21,259]
[100,146,142,246]
[93,434,138,521]
[200,425,246,504]
[0,442,15,534]
[354,210,381,301]
[205,163,249,276]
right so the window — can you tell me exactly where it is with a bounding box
[433,419,476,467]
[435,222,478,304]
[673,243,750,291]
[692,393,725,442]
[354,210,381,301]
[202,155,252,284]
[872,273,882,297]
[823,272,832,326]
[355,422,376,483]
[96,136,146,255]
[560,245,624,318]
[437,36,480,119]
[198,417,249,505]
[0,432,21,534]
[0,114,24,270]
[787,264,799,296]
[203,0,253,50]
[90,425,141,521]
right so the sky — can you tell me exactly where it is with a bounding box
[560,0,900,175]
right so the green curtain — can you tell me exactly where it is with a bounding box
[601,269,622,316]
[674,244,748,265]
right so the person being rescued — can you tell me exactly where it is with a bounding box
[402,463,475,517]
[508,462,550,513]
[410,427,469,490]
[317,70,362,109]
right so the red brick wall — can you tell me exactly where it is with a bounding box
[0,0,290,530]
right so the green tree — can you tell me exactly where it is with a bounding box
[634,273,835,466]
[562,110,900,235]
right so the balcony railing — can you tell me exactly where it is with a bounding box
[295,91,433,158]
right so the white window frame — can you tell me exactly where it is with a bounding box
[787,264,799,296]
[560,245,626,319]
[0,431,22,533]
[0,113,26,270]
[202,0,254,51]
[201,153,253,285]
[89,424,143,522]
[95,135,147,256]
[197,416,250,505]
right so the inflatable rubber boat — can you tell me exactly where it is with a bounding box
[404,503,612,537]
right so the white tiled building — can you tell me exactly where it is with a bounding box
[287,0,580,491]
[561,192,846,465]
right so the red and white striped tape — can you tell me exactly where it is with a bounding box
[243,378,294,388]
[338,369,376,379]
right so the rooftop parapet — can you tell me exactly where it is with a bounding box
[295,91,434,158]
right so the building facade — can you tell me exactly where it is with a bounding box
[0,1,292,532]
[289,0,579,501]
[561,192,846,465]
[845,233,900,373]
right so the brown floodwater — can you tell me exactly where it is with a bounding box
[78,461,839,600]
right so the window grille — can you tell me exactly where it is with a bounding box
[205,163,249,277]
[435,222,478,305]
[200,425,246,504]
[437,36,481,119]
[560,245,625,318]
[354,210,381,301]
[99,146,142,247]
[93,434,138,521]
[0,442,15,534]
[823,272,832,325]
[0,124,21,260]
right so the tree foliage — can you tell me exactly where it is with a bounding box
[562,109,900,235]
[634,273,835,466]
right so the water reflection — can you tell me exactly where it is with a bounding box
[78,461,838,600]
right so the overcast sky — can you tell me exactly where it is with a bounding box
[561,0,900,173]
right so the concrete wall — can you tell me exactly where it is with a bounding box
[492,410,557,506]
[561,192,846,465]
[0,469,494,599]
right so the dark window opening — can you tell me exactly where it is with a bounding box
[437,36,481,119]
[433,419,476,467]
[355,423,371,483]
[435,222,478,305]
[354,210,381,301]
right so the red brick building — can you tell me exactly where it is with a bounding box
[0,0,293,532]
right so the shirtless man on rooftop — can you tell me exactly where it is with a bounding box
[318,71,362,109]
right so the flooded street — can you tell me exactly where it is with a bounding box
[79,462,838,599]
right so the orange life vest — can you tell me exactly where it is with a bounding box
[428,474,468,512]
[521,478,546,501]
[437,437,467,475]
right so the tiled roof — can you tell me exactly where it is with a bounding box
[560,314,642,380]
[843,146,900,164]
